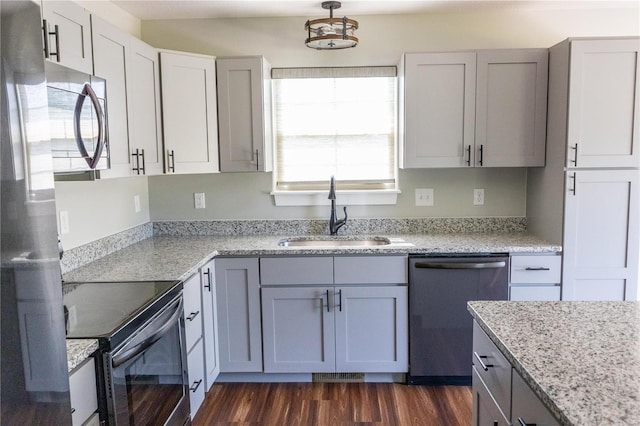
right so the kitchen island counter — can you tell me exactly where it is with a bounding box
[467,301,640,426]
[63,232,560,282]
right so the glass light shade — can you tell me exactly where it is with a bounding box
[305,17,359,50]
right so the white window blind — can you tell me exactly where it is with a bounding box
[272,67,397,191]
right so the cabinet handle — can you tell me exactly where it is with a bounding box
[71,407,76,414]
[478,145,484,166]
[569,173,576,196]
[338,289,343,312]
[203,269,212,291]
[466,145,471,166]
[190,379,203,392]
[167,150,175,172]
[255,149,259,171]
[186,311,200,321]
[132,149,141,174]
[43,21,60,61]
[525,267,550,271]
[570,143,578,166]
[517,418,536,426]
[473,351,493,371]
[325,290,330,313]
[139,149,146,174]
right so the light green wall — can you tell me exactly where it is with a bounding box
[149,169,527,220]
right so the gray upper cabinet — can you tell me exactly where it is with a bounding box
[401,52,476,168]
[217,56,273,172]
[42,1,92,73]
[475,49,548,167]
[160,50,219,174]
[90,16,132,178]
[566,38,640,168]
[127,37,164,176]
[400,49,548,168]
[214,257,262,372]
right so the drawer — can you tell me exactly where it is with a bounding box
[510,285,561,301]
[187,338,206,418]
[510,255,561,284]
[334,255,407,284]
[512,369,560,426]
[183,274,202,351]
[472,366,510,426]
[69,358,98,426]
[472,322,512,419]
[260,257,333,285]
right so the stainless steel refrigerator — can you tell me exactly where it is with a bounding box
[1,0,73,423]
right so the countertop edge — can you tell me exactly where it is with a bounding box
[66,339,99,373]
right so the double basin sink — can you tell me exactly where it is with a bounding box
[278,236,392,247]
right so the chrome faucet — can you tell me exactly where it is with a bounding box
[328,176,347,235]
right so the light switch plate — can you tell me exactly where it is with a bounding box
[194,193,206,209]
[415,188,434,206]
[59,210,70,235]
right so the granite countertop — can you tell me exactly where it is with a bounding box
[63,233,560,283]
[66,339,99,372]
[467,301,640,426]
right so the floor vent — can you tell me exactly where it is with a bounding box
[312,373,365,383]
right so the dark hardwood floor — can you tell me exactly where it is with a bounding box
[192,382,472,425]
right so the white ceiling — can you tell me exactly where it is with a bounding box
[112,0,640,20]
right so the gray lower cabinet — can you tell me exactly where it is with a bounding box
[214,258,262,372]
[260,255,408,374]
[472,321,559,426]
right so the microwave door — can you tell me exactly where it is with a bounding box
[74,83,106,169]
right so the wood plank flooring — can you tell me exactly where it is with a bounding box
[192,382,472,425]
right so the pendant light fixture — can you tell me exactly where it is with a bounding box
[305,1,359,50]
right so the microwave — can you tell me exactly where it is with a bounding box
[45,62,109,177]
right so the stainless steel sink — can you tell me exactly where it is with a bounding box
[278,237,391,247]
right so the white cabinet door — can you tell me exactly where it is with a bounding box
[567,39,640,168]
[512,370,559,426]
[214,258,262,372]
[200,260,220,390]
[562,170,639,301]
[402,52,476,168]
[69,358,98,426]
[334,286,408,373]
[90,15,132,178]
[476,49,548,167]
[262,287,335,373]
[41,1,92,73]
[217,56,272,172]
[128,38,164,175]
[160,51,219,174]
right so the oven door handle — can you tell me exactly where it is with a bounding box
[112,297,184,368]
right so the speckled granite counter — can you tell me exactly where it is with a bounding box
[467,301,640,426]
[63,233,560,283]
[66,339,99,372]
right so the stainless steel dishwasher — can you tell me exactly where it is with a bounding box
[407,255,509,385]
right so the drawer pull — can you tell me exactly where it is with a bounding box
[524,267,551,271]
[190,379,203,392]
[518,418,536,426]
[186,311,200,321]
[473,351,493,371]
[71,408,76,414]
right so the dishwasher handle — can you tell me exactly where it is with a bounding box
[414,261,506,270]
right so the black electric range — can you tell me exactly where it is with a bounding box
[62,280,182,350]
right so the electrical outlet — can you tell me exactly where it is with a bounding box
[415,188,434,206]
[68,305,78,328]
[474,189,485,205]
[134,195,141,213]
[59,210,70,235]
[194,193,206,209]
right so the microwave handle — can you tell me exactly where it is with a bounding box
[74,83,106,169]
[111,296,183,368]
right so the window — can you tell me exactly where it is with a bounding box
[271,67,398,205]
